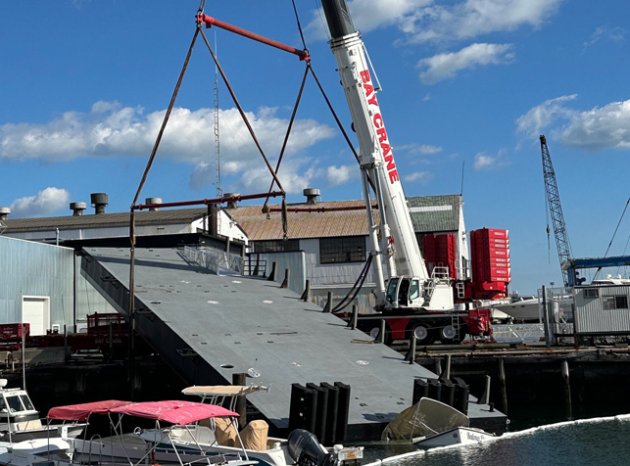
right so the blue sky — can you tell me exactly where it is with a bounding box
[2,0,630,294]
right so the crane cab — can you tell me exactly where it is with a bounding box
[385,273,454,312]
[385,277,423,310]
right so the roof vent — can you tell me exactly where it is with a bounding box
[303,188,320,205]
[0,207,10,221]
[69,202,87,216]
[223,193,240,209]
[145,197,163,212]
[90,193,109,215]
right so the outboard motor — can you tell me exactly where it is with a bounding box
[287,429,334,466]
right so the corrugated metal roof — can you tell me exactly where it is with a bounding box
[3,208,208,233]
[407,194,461,233]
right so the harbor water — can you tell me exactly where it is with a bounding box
[363,413,630,466]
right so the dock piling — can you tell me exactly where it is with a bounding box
[409,334,417,364]
[498,357,508,414]
[300,280,310,301]
[281,268,289,288]
[350,305,357,329]
[478,375,491,405]
[561,360,572,419]
[323,291,333,313]
[379,319,386,344]
[444,354,452,380]
[232,372,248,428]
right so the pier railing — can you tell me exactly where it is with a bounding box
[180,245,243,275]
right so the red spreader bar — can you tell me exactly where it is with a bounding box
[196,12,310,62]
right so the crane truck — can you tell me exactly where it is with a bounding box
[321,0,492,345]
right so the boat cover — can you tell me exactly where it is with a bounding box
[381,397,469,441]
[212,416,238,446]
[110,400,239,425]
[47,400,130,421]
[240,420,268,451]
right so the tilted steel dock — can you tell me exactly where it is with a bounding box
[81,245,506,440]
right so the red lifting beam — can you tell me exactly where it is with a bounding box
[196,12,310,62]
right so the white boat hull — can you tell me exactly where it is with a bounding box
[415,426,495,449]
[493,298,541,322]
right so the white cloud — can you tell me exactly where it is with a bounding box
[305,0,430,41]
[473,149,509,170]
[402,0,564,44]
[237,159,322,195]
[0,102,334,162]
[583,26,625,48]
[516,94,577,140]
[474,153,497,170]
[307,0,561,44]
[404,171,432,183]
[399,143,443,155]
[515,95,630,150]
[0,101,336,194]
[10,187,70,217]
[419,43,514,84]
[559,100,630,150]
[327,165,353,185]
[345,0,431,34]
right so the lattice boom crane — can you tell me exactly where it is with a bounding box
[540,135,574,286]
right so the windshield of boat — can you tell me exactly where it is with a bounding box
[3,393,35,413]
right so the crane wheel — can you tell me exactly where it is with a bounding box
[439,325,464,344]
[409,323,434,345]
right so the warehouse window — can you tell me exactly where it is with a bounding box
[320,236,366,264]
[252,239,300,253]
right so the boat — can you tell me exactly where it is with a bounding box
[0,379,85,445]
[591,275,630,286]
[173,385,290,466]
[47,399,259,466]
[494,276,630,323]
[491,294,541,323]
[0,379,85,465]
[381,397,495,450]
[169,385,362,466]
[47,398,362,466]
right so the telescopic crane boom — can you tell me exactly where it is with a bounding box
[321,0,453,312]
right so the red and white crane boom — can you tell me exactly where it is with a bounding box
[321,0,453,312]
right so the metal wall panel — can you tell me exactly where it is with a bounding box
[0,236,74,330]
[574,285,630,334]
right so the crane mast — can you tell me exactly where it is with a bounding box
[321,0,453,311]
[540,135,573,286]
